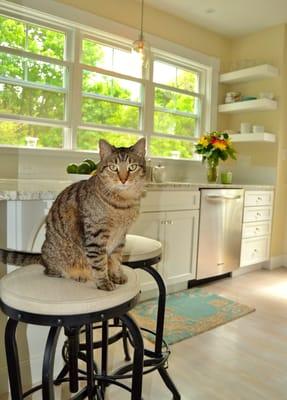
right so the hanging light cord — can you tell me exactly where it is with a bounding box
[140,0,144,41]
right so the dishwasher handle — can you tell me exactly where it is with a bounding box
[206,194,242,200]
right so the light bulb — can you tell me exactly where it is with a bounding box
[132,37,150,66]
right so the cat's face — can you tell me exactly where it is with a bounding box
[97,138,146,195]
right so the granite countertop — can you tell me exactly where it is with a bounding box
[0,179,275,201]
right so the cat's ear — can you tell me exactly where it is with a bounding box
[99,139,115,160]
[131,137,146,155]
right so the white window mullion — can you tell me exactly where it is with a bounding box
[66,29,82,150]
[143,61,154,156]
[0,45,70,67]
[0,113,67,128]
[81,63,143,84]
[82,92,141,108]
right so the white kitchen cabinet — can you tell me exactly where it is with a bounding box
[130,209,199,291]
[240,190,273,267]
[129,190,200,291]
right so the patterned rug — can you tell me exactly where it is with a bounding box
[131,288,255,345]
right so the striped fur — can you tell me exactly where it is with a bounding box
[0,138,146,291]
[0,249,42,266]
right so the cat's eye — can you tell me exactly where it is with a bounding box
[128,163,138,172]
[108,164,118,172]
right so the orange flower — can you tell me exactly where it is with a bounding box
[213,139,227,151]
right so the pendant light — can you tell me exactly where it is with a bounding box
[132,0,150,66]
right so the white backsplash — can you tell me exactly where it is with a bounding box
[0,147,276,185]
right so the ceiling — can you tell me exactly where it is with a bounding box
[143,0,287,37]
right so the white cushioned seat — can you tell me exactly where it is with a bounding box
[0,265,139,316]
[123,235,162,263]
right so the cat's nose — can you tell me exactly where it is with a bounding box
[118,171,128,184]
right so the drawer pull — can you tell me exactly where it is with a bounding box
[256,212,262,217]
[257,196,263,201]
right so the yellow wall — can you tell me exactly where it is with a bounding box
[223,24,287,259]
[56,0,231,60]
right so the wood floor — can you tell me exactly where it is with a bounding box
[1,267,287,400]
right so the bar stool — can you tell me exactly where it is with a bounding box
[121,234,181,400]
[53,234,180,399]
[0,264,144,400]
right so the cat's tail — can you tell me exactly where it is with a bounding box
[0,248,43,266]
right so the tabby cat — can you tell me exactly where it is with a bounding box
[0,138,146,291]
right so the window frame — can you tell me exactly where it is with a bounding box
[0,0,219,160]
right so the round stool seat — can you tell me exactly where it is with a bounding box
[0,265,139,316]
[123,234,162,263]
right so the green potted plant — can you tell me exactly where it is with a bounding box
[195,131,237,182]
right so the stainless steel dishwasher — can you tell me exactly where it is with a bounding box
[196,188,244,280]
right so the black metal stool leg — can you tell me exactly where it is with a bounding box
[67,327,80,393]
[100,320,109,396]
[158,367,181,400]
[5,318,23,400]
[42,326,61,400]
[139,265,181,399]
[85,323,96,399]
[120,313,144,400]
[122,324,131,361]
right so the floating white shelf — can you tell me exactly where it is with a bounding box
[218,98,277,113]
[230,133,276,143]
[220,64,279,84]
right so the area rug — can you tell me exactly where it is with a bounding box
[131,288,255,345]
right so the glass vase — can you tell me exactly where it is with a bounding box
[206,160,219,183]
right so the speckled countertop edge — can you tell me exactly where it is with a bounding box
[0,179,275,201]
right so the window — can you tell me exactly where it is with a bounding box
[0,8,213,159]
[78,38,143,150]
[0,14,68,148]
[151,59,202,158]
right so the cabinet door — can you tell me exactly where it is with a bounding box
[163,210,199,284]
[128,212,164,291]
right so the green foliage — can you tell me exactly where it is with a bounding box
[77,130,139,150]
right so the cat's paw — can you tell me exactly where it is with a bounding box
[97,279,116,291]
[109,272,128,285]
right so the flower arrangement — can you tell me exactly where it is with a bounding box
[195,131,236,164]
[195,131,237,182]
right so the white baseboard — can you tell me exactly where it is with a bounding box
[232,263,265,277]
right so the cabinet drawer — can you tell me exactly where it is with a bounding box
[140,190,200,212]
[243,206,272,222]
[242,221,271,238]
[244,190,273,207]
[240,236,270,267]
